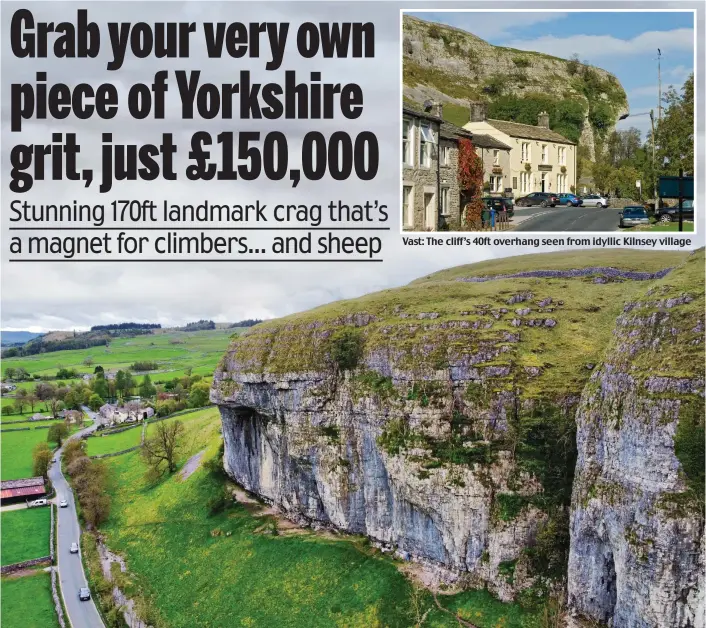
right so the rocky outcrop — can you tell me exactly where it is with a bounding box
[403,15,629,151]
[568,251,705,627]
[212,249,703,618]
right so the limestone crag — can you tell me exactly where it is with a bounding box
[212,249,704,620]
[568,252,705,627]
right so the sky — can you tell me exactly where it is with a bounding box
[408,10,695,139]
[0,2,702,333]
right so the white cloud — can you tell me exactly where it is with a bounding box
[407,12,567,42]
[504,28,694,61]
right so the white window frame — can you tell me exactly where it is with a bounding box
[419,122,436,169]
[440,145,450,167]
[521,142,531,162]
[403,184,414,227]
[490,175,502,193]
[558,146,566,166]
[541,144,548,164]
[493,150,499,165]
[402,118,414,167]
[440,187,450,216]
[520,171,530,193]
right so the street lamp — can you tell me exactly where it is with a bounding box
[618,110,657,202]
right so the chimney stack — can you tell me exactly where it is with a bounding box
[424,100,443,119]
[469,101,488,123]
[538,111,550,128]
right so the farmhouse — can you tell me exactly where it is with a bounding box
[0,477,46,505]
[98,403,154,426]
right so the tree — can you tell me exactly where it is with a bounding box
[26,392,39,412]
[656,74,694,175]
[142,420,185,477]
[13,395,28,415]
[188,381,210,408]
[35,382,56,411]
[4,367,16,380]
[48,398,65,419]
[115,370,127,398]
[64,388,84,410]
[88,393,104,412]
[139,375,157,399]
[48,422,70,446]
[94,365,104,374]
[32,442,53,477]
[92,372,109,400]
[591,161,613,193]
[63,439,86,466]
[83,357,94,366]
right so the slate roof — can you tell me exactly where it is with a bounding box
[403,103,442,123]
[439,121,473,141]
[472,133,512,150]
[485,119,575,144]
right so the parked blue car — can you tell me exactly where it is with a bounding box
[558,193,583,207]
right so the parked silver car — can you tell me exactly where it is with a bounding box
[581,194,610,208]
[79,587,91,601]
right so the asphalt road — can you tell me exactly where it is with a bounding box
[513,205,620,232]
[48,409,105,628]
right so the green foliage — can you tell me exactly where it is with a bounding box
[329,327,364,372]
[130,361,158,371]
[47,422,69,446]
[495,493,529,522]
[524,509,571,581]
[512,56,531,68]
[488,94,585,144]
[320,424,341,442]
[354,371,396,400]
[378,419,418,455]
[674,398,705,499]
[188,381,210,408]
[498,559,518,584]
[656,74,694,176]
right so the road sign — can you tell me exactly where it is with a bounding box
[636,180,641,188]
[659,175,694,199]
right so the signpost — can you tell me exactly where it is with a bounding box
[658,171,693,232]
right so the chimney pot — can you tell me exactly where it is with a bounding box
[538,111,550,128]
[424,100,443,119]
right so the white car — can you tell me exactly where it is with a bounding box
[70,543,79,554]
[581,194,610,208]
[59,499,68,508]
[29,499,47,507]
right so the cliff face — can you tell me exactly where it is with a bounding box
[403,15,629,158]
[568,251,705,627]
[212,250,703,618]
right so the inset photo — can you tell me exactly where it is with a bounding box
[400,10,696,233]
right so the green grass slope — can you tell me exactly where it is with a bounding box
[97,408,541,627]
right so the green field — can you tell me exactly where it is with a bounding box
[98,408,538,628]
[1,507,51,566]
[85,425,144,456]
[1,422,89,481]
[1,329,238,380]
[0,572,58,627]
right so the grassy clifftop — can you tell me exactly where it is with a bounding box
[218,250,693,398]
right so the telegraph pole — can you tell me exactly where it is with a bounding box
[650,109,657,203]
[657,49,662,124]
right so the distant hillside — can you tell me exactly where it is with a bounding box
[402,15,629,159]
[0,331,42,346]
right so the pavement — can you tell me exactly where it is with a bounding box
[0,502,32,512]
[48,407,105,628]
[511,205,620,232]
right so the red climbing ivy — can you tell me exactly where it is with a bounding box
[458,138,485,229]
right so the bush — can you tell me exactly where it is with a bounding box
[674,398,705,498]
[329,328,364,371]
[130,361,158,371]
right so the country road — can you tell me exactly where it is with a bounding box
[512,205,621,232]
[48,408,105,628]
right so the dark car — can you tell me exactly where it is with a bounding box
[79,587,91,601]
[515,192,559,208]
[482,197,514,219]
[558,193,583,207]
[619,206,650,228]
[655,200,694,223]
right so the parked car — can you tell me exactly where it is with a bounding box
[655,200,694,223]
[70,543,79,554]
[59,499,68,508]
[619,206,651,228]
[558,193,583,207]
[28,499,47,508]
[581,194,609,208]
[482,197,515,218]
[515,192,559,207]
[79,587,91,601]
